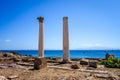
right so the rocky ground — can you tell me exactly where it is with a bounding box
[0,52,120,80]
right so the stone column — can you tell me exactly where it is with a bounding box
[63,17,70,62]
[37,17,44,57]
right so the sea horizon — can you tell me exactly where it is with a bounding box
[1,49,120,59]
[1,49,120,50]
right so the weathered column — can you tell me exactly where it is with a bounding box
[63,17,70,62]
[37,17,44,57]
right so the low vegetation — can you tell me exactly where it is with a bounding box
[99,57,120,68]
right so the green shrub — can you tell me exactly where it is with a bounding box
[99,57,120,68]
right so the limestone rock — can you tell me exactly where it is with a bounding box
[22,57,31,62]
[9,57,20,62]
[8,52,21,58]
[86,76,95,80]
[108,73,119,80]
[17,62,34,66]
[87,67,96,70]
[0,52,4,57]
[107,76,118,80]
[97,65,105,68]
[95,74,109,78]
[34,57,47,70]
[95,73,119,80]
[0,66,8,69]
[55,57,62,62]
[0,76,8,80]
[7,75,18,80]
[66,76,79,80]
[89,60,98,68]
[80,58,89,65]
[71,63,80,69]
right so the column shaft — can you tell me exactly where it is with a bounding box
[37,17,44,57]
[63,17,70,62]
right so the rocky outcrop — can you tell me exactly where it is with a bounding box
[80,58,89,65]
[7,52,21,58]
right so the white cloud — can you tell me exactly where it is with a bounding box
[5,39,11,42]
[95,43,102,46]
[81,43,102,47]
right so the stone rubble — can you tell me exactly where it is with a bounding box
[80,58,89,65]
[7,75,18,80]
[34,57,47,70]
[0,76,8,80]
[0,52,119,80]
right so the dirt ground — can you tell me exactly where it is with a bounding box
[0,53,119,80]
[0,61,120,80]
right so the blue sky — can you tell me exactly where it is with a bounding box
[0,0,120,50]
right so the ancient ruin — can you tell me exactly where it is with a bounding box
[37,17,70,62]
[37,17,44,57]
[63,17,70,62]
[34,57,47,70]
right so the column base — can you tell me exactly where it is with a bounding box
[62,59,71,63]
[34,57,47,70]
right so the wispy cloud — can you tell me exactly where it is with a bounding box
[81,43,102,47]
[5,39,11,42]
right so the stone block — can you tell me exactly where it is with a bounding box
[34,57,47,70]
[55,57,62,62]
[80,59,89,65]
[22,57,31,62]
[97,65,105,68]
[87,67,96,70]
[71,63,80,69]
[89,60,98,68]
[8,75,18,80]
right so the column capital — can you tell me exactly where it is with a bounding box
[63,17,68,19]
[37,16,44,23]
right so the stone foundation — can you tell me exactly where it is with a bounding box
[89,60,98,68]
[34,57,47,70]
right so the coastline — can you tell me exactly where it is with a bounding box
[0,52,119,80]
[1,50,120,58]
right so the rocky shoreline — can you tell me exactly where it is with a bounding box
[0,52,120,80]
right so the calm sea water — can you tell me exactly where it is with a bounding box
[1,50,120,58]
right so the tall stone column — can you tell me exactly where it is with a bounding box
[37,17,44,57]
[63,17,70,62]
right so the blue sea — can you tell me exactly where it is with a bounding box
[1,50,120,59]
